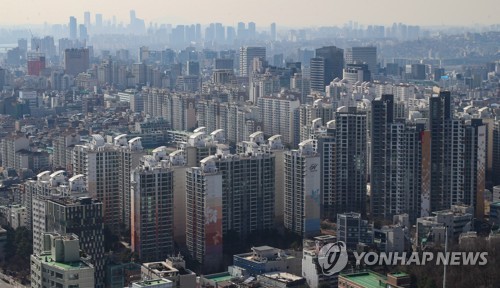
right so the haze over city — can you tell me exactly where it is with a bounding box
[0,0,499,287]
[1,0,499,27]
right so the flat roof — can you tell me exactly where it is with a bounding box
[340,271,386,288]
[133,279,171,287]
[40,255,92,271]
[389,271,409,278]
[204,272,232,282]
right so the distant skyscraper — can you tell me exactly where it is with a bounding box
[344,47,377,76]
[270,23,277,41]
[237,22,246,40]
[131,148,174,262]
[411,64,426,80]
[239,46,266,77]
[79,24,88,42]
[248,22,256,39]
[27,52,45,76]
[130,10,136,24]
[313,46,344,89]
[186,61,200,76]
[309,57,326,92]
[95,14,103,29]
[84,11,91,28]
[284,140,321,237]
[64,48,89,76]
[69,16,77,40]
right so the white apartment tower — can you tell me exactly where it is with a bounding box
[73,135,121,232]
[257,94,300,146]
[284,139,321,237]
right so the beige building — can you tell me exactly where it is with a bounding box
[31,233,95,288]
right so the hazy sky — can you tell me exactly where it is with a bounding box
[1,0,498,27]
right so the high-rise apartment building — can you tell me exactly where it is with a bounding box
[312,120,337,219]
[186,157,223,273]
[52,130,80,170]
[142,89,197,131]
[257,93,300,146]
[493,121,500,187]
[239,47,266,77]
[464,119,486,219]
[284,139,321,237]
[299,99,335,142]
[131,148,174,262]
[72,135,144,234]
[210,141,276,237]
[72,135,120,232]
[429,91,465,212]
[334,107,367,216]
[371,95,424,223]
[115,135,145,229]
[0,133,29,170]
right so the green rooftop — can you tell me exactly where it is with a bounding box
[340,271,386,288]
[41,256,91,270]
[205,272,232,283]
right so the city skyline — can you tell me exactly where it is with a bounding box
[0,0,499,27]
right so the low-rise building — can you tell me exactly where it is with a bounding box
[232,246,301,277]
[302,235,338,288]
[337,212,373,250]
[373,225,407,253]
[416,204,474,247]
[131,279,174,288]
[141,255,196,288]
[30,233,95,288]
[257,272,307,288]
[338,271,411,288]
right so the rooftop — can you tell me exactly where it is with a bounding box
[260,272,303,283]
[204,272,232,283]
[340,271,386,288]
[132,279,172,287]
[39,255,92,271]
